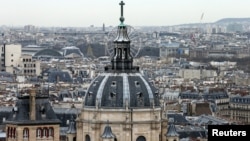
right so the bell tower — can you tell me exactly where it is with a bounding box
[108,1,138,72]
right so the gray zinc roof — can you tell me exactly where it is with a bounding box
[84,73,160,108]
[166,123,179,137]
[5,96,60,125]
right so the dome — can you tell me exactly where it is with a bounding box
[34,49,62,57]
[83,0,160,109]
[78,2,166,141]
[84,72,160,108]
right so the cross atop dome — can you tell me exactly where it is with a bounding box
[119,1,125,24]
[104,1,140,72]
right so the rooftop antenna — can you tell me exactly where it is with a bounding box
[199,12,204,34]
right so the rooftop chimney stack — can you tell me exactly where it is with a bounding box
[29,88,36,120]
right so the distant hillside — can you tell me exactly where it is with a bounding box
[215,18,250,24]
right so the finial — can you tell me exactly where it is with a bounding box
[119,1,125,24]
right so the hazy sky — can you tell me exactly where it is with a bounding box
[0,0,250,27]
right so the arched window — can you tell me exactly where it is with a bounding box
[136,136,146,141]
[13,128,16,138]
[23,128,29,139]
[7,127,10,138]
[36,128,42,138]
[73,137,76,141]
[43,127,48,138]
[85,135,91,141]
[49,127,54,137]
[10,127,13,138]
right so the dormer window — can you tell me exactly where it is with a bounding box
[155,91,159,98]
[110,92,116,99]
[88,91,93,97]
[40,105,45,114]
[93,81,98,86]
[137,92,143,98]
[13,107,18,112]
[137,92,144,107]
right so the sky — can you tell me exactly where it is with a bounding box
[0,0,250,27]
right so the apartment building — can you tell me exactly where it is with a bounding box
[0,44,21,74]
[0,44,41,76]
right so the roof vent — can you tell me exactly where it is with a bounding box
[135,81,140,87]
[111,81,116,87]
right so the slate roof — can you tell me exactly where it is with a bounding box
[203,91,229,101]
[42,68,73,83]
[4,96,60,125]
[0,72,14,82]
[230,95,250,104]
[58,89,73,101]
[84,73,160,108]
[179,91,201,100]
[0,107,12,125]
[166,123,179,137]
[167,113,189,125]
[53,107,80,127]
[0,106,80,128]
[179,90,229,102]
[0,72,13,77]
[175,125,207,139]
[47,71,72,83]
[192,114,229,126]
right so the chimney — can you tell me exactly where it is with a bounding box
[29,88,36,120]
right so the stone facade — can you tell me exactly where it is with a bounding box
[76,107,166,141]
[5,124,60,141]
[4,88,61,141]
